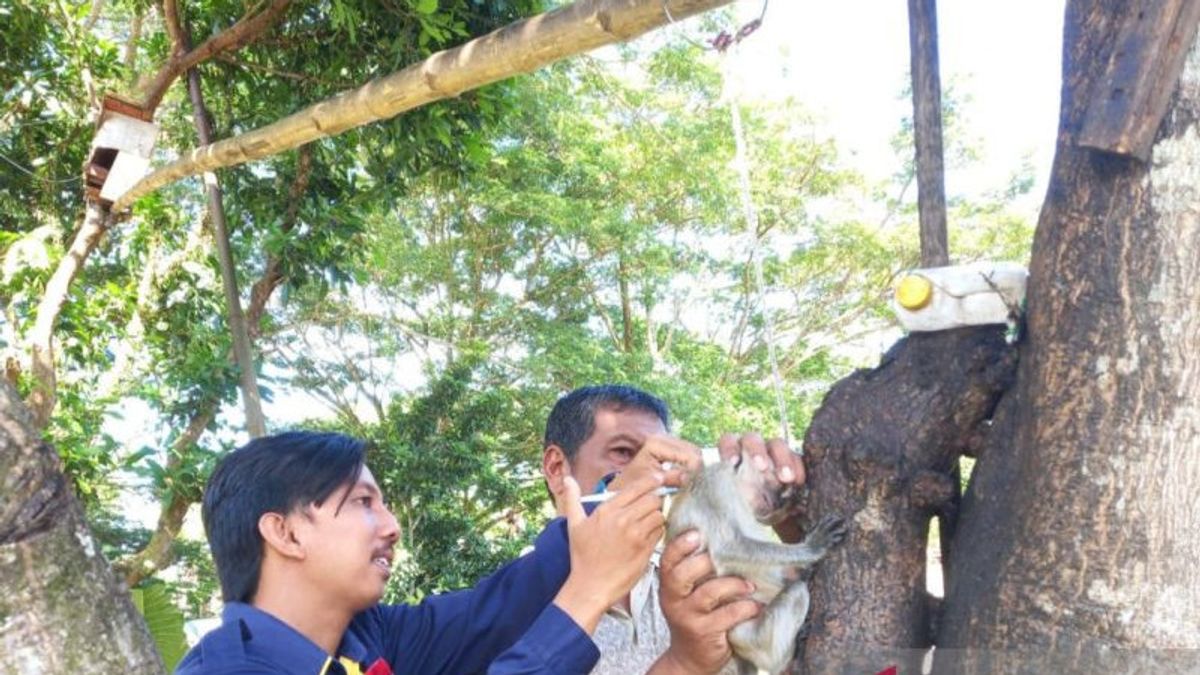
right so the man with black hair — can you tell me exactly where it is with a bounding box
[541,385,806,675]
[177,430,687,674]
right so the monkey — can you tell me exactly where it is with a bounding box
[666,451,847,675]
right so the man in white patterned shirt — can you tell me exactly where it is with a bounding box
[541,385,807,674]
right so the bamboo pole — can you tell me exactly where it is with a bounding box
[113,0,733,211]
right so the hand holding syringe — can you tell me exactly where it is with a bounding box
[578,444,722,503]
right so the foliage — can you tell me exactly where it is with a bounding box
[131,582,188,671]
[369,360,546,601]
[266,47,908,601]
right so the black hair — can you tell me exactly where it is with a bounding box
[543,385,670,462]
[201,431,367,603]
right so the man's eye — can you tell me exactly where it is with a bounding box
[357,496,373,507]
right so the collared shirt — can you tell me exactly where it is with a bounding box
[590,553,738,675]
[590,561,668,675]
[175,519,598,675]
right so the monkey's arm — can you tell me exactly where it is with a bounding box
[714,516,847,572]
[716,532,827,569]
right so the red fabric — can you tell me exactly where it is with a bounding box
[875,667,898,675]
[365,658,393,675]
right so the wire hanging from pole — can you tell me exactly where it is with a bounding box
[662,0,791,447]
[661,0,768,52]
[723,44,793,450]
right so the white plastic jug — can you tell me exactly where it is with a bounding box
[892,262,1028,332]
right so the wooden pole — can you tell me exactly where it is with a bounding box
[112,0,734,211]
[907,0,949,267]
[183,26,267,438]
[907,0,955,636]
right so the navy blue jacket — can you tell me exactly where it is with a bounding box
[175,518,599,674]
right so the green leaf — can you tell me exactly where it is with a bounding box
[415,0,438,15]
[130,584,188,671]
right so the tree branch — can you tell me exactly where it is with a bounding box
[141,0,294,112]
[114,0,736,210]
[215,54,352,88]
[123,9,143,76]
[83,0,107,31]
[160,0,184,54]
[115,404,216,587]
[25,202,112,430]
[248,146,310,333]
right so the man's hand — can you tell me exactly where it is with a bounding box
[608,434,702,493]
[718,433,807,542]
[552,473,667,634]
[649,529,760,674]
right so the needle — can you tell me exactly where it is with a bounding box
[578,486,679,504]
[576,447,723,504]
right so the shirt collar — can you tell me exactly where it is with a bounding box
[221,602,370,673]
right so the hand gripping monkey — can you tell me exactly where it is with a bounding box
[666,452,847,675]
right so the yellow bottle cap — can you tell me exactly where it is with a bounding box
[896,275,934,310]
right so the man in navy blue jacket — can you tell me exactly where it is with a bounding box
[176,431,691,674]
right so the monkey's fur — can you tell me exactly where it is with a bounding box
[666,453,848,675]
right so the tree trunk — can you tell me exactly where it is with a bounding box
[0,382,163,673]
[26,201,112,430]
[935,1,1200,671]
[796,328,1016,673]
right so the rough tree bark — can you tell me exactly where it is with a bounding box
[0,382,162,673]
[935,1,1200,671]
[796,328,1016,673]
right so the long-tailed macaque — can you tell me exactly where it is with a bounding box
[666,452,847,675]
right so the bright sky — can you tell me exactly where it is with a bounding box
[732,0,1065,206]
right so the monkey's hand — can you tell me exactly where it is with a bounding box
[650,530,760,675]
[552,474,667,635]
[803,514,849,554]
[717,433,808,541]
[717,432,805,489]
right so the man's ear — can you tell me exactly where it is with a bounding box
[258,512,306,561]
[542,445,570,498]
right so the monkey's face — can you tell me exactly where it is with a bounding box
[733,451,793,525]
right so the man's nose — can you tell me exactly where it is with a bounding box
[379,504,401,542]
